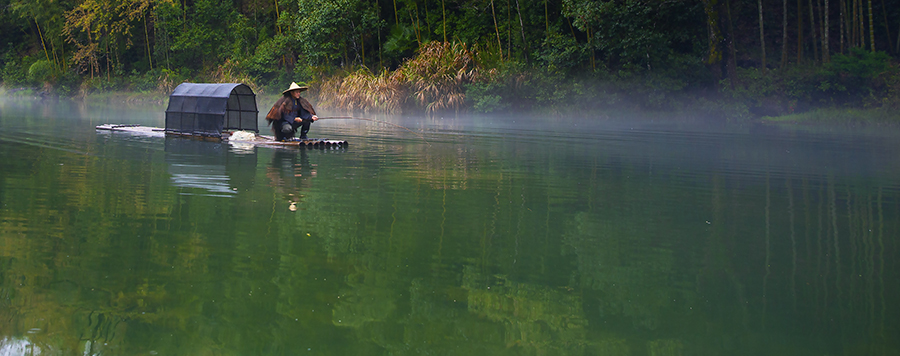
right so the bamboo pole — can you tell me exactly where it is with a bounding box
[839,0,844,53]
[896,15,900,52]
[867,0,874,51]
[275,0,285,68]
[782,0,788,67]
[52,39,61,70]
[35,19,52,64]
[823,0,830,62]
[759,0,767,70]
[414,1,423,44]
[781,0,787,68]
[798,0,804,62]
[726,0,738,85]
[858,0,864,48]
[144,13,153,70]
[852,0,858,47]
[515,0,527,62]
[544,0,549,36]
[491,0,502,60]
[408,7,421,45]
[879,0,892,54]
[442,0,447,42]
[106,28,111,82]
[810,0,819,63]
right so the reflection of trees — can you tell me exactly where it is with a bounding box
[462,266,587,355]
[0,134,272,354]
[563,211,688,332]
[4,119,900,356]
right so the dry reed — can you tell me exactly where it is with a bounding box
[317,42,494,114]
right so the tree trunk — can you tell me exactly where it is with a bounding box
[393,0,399,26]
[839,0,844,53]
[408,7,421,45]
[897,11,900,52]
[798,0,804,62]
[810,0,818,62]
[867,0,874,51]
[106,28,111,82]
[856,0,862,47]
[507,0,512,60]
[544,0,549,36]
[515,0,527,62]
[759,0,767,70]
[880,0,892,54]
[703,0,722,68]
[274,0,285,68]
[822,0,829,62]
[782,0,788,67]
[183,0,187,32]
[415,2,423,43]
[726,0,739,87]
[442,0,447,42]
[144,13,153,71]
[588,27,595,70]
[857,0,863,47]
[35,19,52,65]
[491,0,503,60]
[88,27,95,79]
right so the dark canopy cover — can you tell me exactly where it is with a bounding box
[165,83,258,135]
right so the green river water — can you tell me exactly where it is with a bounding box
[0,97,898,355]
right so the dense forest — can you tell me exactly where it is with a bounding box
[1,0,900,116]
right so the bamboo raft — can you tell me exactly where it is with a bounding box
[95,124,348,148]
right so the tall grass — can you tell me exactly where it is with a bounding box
[318,42,494,114]
[318,67,404,113]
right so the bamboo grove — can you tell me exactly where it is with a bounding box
[1,0,900,114]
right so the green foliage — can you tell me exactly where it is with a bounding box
[382,24,419,67]
[721,54,899,117]
[290,0,381,67]
[1,55,31,87]
[155,0,253,72]
[815,48,894,105]
[534,33,587,71]
[241,34,288,82]
[26,59,55,83]
[54,69,82,96]
[0,0,895,119]
[828,47,891,81]
[562,0,704,72]
[465,81,508,113]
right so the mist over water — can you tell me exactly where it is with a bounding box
[1,96,898,355]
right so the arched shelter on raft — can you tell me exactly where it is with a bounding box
[165,83,258,137]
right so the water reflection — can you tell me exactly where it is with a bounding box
[266,149,316,211]
[2,96,900,355]
[164,138,257,197]
[0,337,40,356]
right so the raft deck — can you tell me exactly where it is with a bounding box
[96,124,348,148]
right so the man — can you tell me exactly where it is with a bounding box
[265,82,319,141]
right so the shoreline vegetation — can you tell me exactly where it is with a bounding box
[2,0,900,124]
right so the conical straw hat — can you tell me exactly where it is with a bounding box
[282,82,309,95]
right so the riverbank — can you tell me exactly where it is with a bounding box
[761,107,900,127]
[5,84,900,128]
[4,46,900,126]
